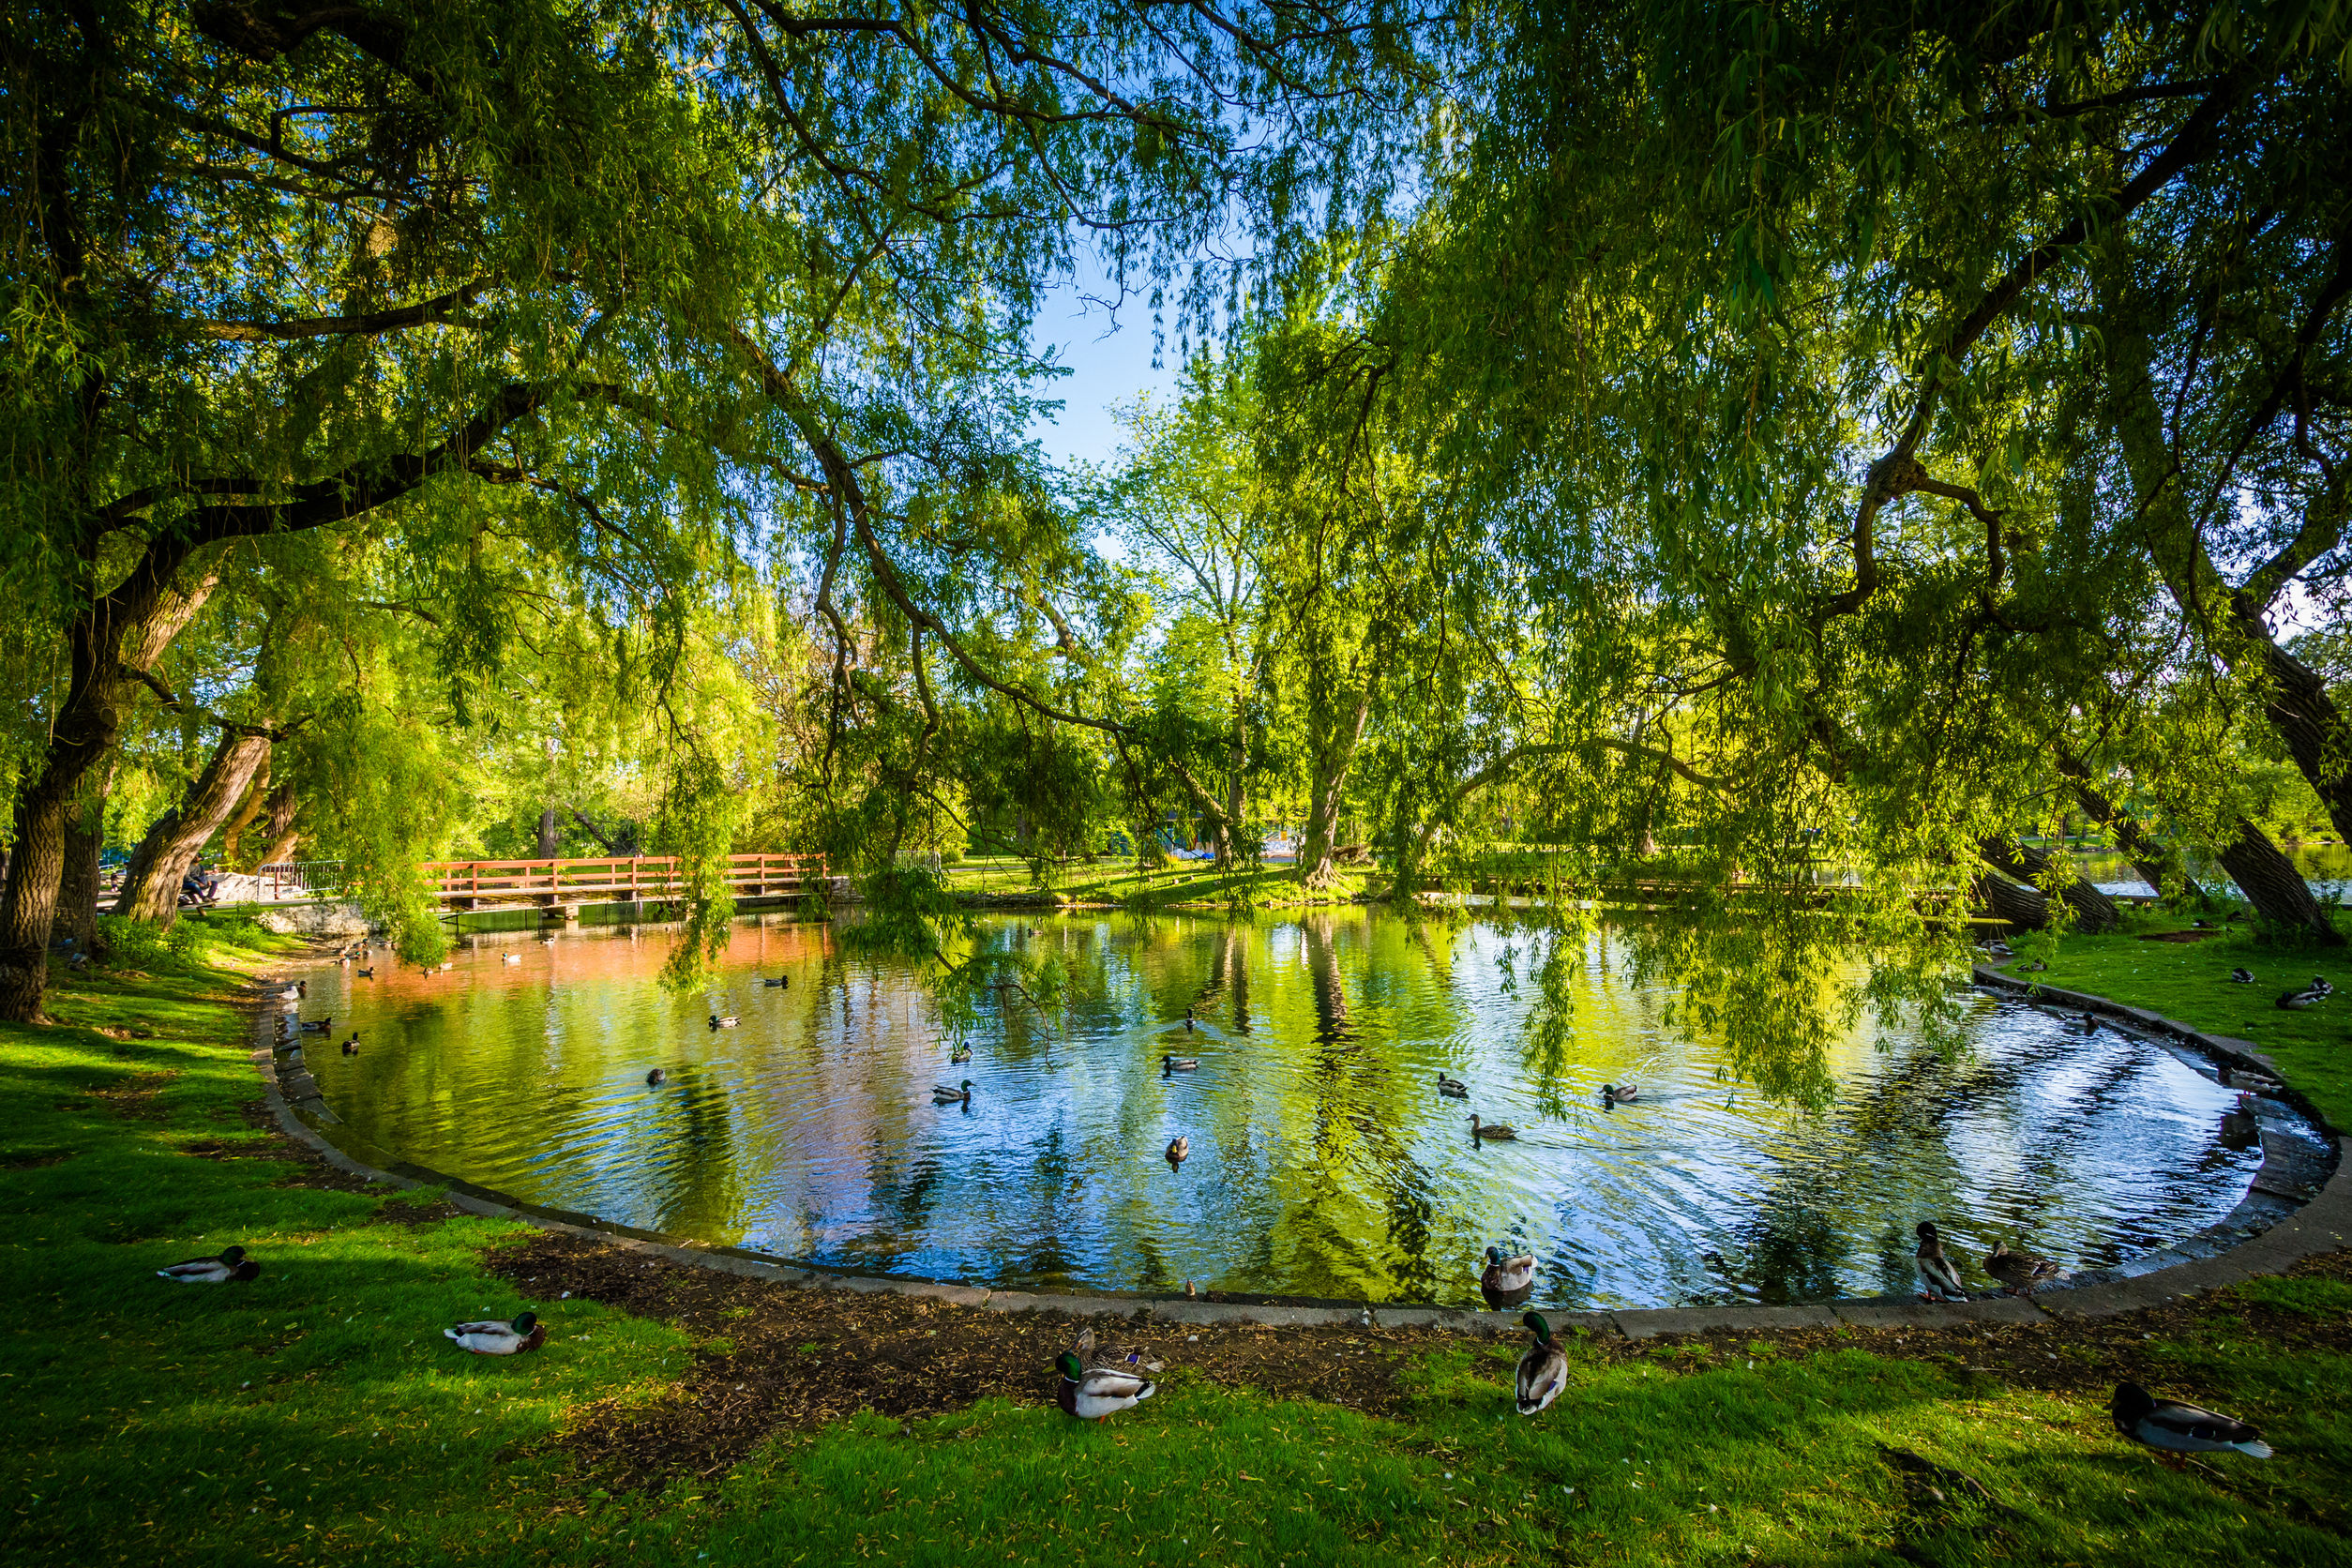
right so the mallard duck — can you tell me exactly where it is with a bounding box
[1914,1222,1968,1302]
[1054,1351,1153,1421]
[1166,1135,1189,1165]
[445,1312,545,1355]
[1436,1074,1468,1098]
[2219,1093,2258,1149]
[646,1067,667,1085]
[1470,1114,1517,1140]
[502,952,521,965]
[1162,1053,1199,1072]
[297,1017,332,1033]
[933,1079,972,1104]
[761,975,790,988]
[1983,1240,2062,1295]
[1482,1244,1535,1294]
[710,1013,741,1029]
[1515,1311,1567,1415]
[1981,941,2013,958]
[2228,967,2255,984]
[1071,1327,1164,1374]
[2224,1063,2284,1093]
[949,1043,972,1063]
[437,960,455,972]
[1603,1081,1638,1102]
[2110,1381,2270,1457]
[158,1244,257,1283]
[340,1035,359,1055]
[271,983,305,1002]
[354,966,373,978]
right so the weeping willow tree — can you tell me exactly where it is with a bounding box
[0,0,1437,1018]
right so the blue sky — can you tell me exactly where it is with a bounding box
[1024,250,1181,472]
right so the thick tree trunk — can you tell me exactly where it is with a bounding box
[114,729,274,926]
[2237,631,2352,845]
[1297,690,1372,891]
[2217,816,2343,944]
[0,565,218,1020]
[255,781,302,870]
[218,764,270,868]
[2054,753,2203,899]
[1978,837,2120,931]
[56,761,114,957]
[1972,872,2052,929]
[536,804,561,860]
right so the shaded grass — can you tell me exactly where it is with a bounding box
[2,936,2347,1566]
[1989,909,2352,1127]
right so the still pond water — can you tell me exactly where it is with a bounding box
[301,912,2268,1308]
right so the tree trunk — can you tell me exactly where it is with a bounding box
[255,781,302,870]
[56,760,115,957]
[2217,816,2343,944]
[1297,690,1373,891]
[2237,633,2352,845]
[114,729,274,927]
[536,804,560,860]
[2053,752,2203,900]
[218,762,270,868]
[1979,837,2120,932]
[1972,872,2051,929]
[0,565,219,1020]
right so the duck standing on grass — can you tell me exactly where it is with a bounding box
[2110,1381,2270,1457]
[1983,1240,2063,1296]
[1914,1222,1968,1302]
[158,1244,257,1283]
[1055,1351,1153,1421]
[1481,1245,1535,1295]
[445,1312,545,1355]
[1515,1312,1567,1415]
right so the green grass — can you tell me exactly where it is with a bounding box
[4,928,2349,1566]
[1989,910,2352,1127]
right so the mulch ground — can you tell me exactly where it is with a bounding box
[473,1229,2352,1498]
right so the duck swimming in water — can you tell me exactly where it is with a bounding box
[1166,1135,1189,1166]
[1162,1052,1199,1072]
[933,1079,972,1104]
[1470,1114,1517,1140]
[1481,1244,1535,1294]
[1603,1081,1638,1103]
[1435,1073,1468,1098]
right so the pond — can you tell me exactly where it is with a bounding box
[2076,840,2352,901]
[294,911,2286,1309]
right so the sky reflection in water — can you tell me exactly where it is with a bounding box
[307,911,2263,1308]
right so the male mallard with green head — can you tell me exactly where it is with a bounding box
[1515,1311,1567,1415]
[1162,1053,1199,1072]
[1914,1222,1968,1302]
[445,1312,545,1355]
[933,1079,972,1104]
[2109,1381,2270,1457]
[1481,1244,1535,1295]
[950,1043,972,1063]
[158,1244,257,1283]
[1055,1351,1153,1421]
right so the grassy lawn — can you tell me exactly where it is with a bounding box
[1987,908,2352,1129]
[4,927,2349,1566]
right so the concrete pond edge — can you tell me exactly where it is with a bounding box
[244,962,2352,1342]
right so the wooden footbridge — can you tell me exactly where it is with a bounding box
[420,852,830,915]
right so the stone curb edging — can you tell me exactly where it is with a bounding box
[242,966,2352,1341]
